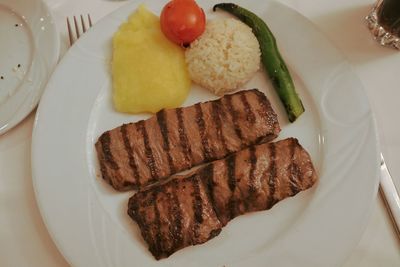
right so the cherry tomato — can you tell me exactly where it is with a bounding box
[160,0,206,46]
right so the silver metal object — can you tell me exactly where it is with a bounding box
[365,0,400,49]
[379,153,400,239]
[66,14,93,46]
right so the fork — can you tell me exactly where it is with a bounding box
[66,14,93,46]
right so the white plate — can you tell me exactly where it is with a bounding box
[32,1,380,266]
[0,0,59,134]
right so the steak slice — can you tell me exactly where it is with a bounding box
[128,138,317,259]
[128,175,222,260]
[207,137,317,226]
[96,89,280,191]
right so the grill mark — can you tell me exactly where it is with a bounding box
[98,159,111,183]
[191,175,203,242]
[137,120,158,180]
[226,155,236,192]
[266,143,277,208]
[234,181,249,215]
[129,197,154,258]
[224,94,243,143]
[151,190,163,258]
[255,90,277,127]
[241,192,250,211]
[289,164,301,195]
[226,154,237,220]
[169,180,183,251]
[202,163,223,224]
[254,90,269,116]
[139,209,152,244]
[128,200,145,234]
[99,132,119,170]
[239,155,250,208]
[195,103,213,160]
[127,197,140,222]
[201,164,215,204]
[209,229,222,239]
[120,124,140,186]
[163,190,174,255]
[289,139,300,195]
[227,200,236,223]
[156,110,176,174]
[176,108,193,166]
[211,101,228,154]
[240,93,256,124]
[248,146,258,194]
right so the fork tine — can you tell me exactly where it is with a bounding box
[66,17,74,46]
[80,15,87,33]
[67,14,92,46]
[73,16,80,39]
[88,14,93,28]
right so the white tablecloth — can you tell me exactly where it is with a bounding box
[1,0,399,266]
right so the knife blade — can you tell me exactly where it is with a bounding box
[379,153,400,239]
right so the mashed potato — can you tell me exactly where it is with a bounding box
[112,5,190,114]
[185,18,260,95]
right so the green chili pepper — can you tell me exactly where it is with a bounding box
[214,3,305,122]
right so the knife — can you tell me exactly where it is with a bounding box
[379,153,400,238]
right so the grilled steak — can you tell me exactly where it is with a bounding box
[128,175,222,259]
[96,89,280,191]
[128,138,317,259]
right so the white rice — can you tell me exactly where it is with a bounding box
[185,18,261,95]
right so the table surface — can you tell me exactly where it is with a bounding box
[1,0,399,266]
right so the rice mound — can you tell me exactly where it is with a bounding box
[185,18,261,95]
